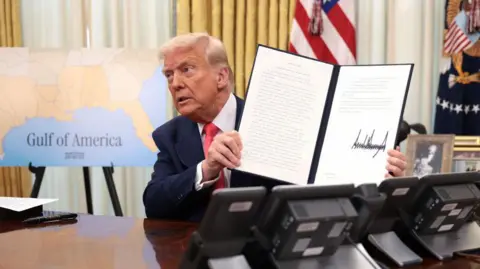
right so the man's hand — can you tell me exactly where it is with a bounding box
[201,131,242,181]
[385,146,407,178]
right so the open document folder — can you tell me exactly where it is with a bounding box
[234,45,413,186]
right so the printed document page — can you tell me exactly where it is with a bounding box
[314,64,412,186]
[236,46,334,185]
[0,197,58,212]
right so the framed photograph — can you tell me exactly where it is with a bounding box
[452,136,480,173]
[405,134,455,177]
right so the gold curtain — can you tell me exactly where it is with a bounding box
[0,0,32,197]
[176,0,297,98]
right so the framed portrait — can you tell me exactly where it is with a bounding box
[452,136,480,173]
[405,134,455,177]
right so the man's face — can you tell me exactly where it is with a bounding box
[162,46,221,118]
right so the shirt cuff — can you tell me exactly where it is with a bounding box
[195,162,220,191]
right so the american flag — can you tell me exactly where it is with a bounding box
[444,10,480,54]
[289,0,356,65]
[434,0,480,136]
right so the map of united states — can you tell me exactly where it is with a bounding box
[0,48,167,166]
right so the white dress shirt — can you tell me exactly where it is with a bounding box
[194,93,237,190]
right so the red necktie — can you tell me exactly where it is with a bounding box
[203,123,225,189]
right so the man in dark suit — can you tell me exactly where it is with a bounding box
[143,33,408,222]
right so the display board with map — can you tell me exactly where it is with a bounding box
[0,48,167,166]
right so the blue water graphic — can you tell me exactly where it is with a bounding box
[0,68,167,167]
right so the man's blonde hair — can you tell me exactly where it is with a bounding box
[158,32,234,89]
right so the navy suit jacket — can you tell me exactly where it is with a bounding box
[143,96,287,222]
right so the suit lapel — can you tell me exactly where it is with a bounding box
[232,96,246,186]
[234,95,245,130]
[175,117,204,168]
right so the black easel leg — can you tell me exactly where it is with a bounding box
[102,166,123,216]
[82,167,93,214]
[29,163,46,198]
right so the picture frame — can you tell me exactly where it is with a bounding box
[452,136,480,173]
[405,134,455,177]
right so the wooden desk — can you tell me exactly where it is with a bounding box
[0,214,478,269]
